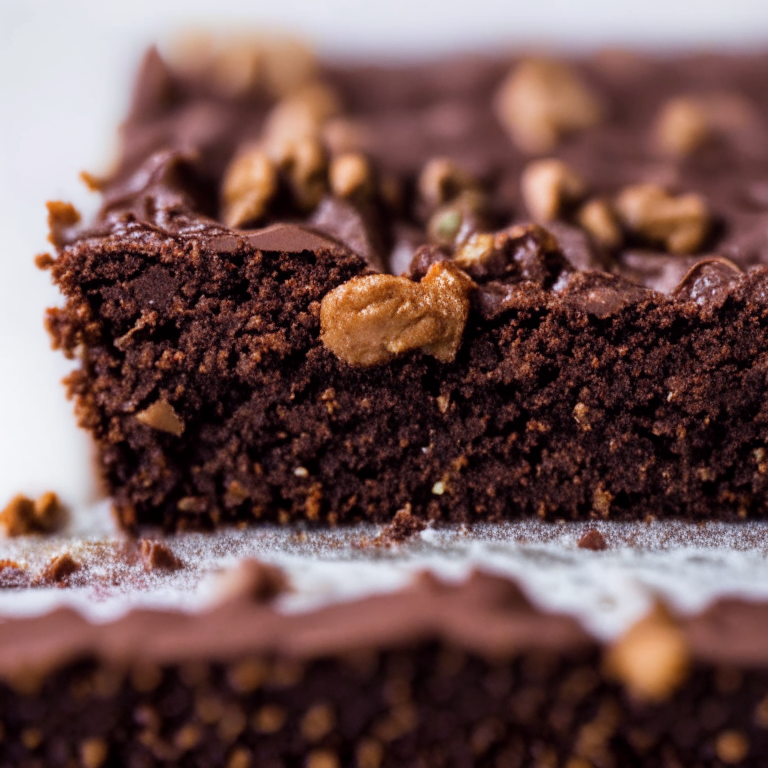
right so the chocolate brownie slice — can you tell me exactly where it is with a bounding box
[1,569,768,767]
[41,43,768,530]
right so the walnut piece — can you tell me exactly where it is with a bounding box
[136,399,185,437]
[605,604,690,701]
[418,158,478,210]
[0,492,66,537]
[221,146,278,228]
[521,158,585,222]
[655,93,757,157]
[329,153,372,198]
[615,183,709,255]
[494,59,602,153]
[577,198,622,248]
[263,82,341,146]
[169,32,316,99]
[320,262,473,367]
[270,135,328,211]
[654,97,710,157]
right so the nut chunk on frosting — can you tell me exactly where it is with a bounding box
[494,59,602,154]
[320,263,473,367]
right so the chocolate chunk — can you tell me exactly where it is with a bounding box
[310,195,386,270]
[672,258,743,305]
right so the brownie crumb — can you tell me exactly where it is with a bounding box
[218,559,289,603]
[34,252,55,270]
[35,553,81,586]
[0,559,30,588]
[372,506,426,547]
[0,492,67,537]
[578,529,607,551]
[139,539,183,571]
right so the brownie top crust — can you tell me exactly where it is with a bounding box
[61,45,768,288]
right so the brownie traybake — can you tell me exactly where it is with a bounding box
[40,41,768,530]
[3,566,768,768]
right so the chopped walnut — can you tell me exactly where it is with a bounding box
[452,223,561,282]
[577,198,623,249]
[0,492,66,537]
[269,135,328,211]
[654,97,710,157]
[169,32,316,98]
[655,93,757,157]
[135,398,185,437]
[453,233,496,270]
[323,117,369,155]
[427,190,490,247]
[221,146,278,228]
[615,183,709,254]
[494,59,602,153]
[320,262,473,367]
[263,82,341,146]
[418,158,478,210]
[606,604,690,701]
[521,158,585,222]
[329,153,372,198]
[260,37,318,97]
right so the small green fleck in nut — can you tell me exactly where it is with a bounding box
[431,210,462,242]
[432,481,446,495]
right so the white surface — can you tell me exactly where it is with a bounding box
[5,516,768,639]
[2,0,768,513]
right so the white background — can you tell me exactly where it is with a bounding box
[2,0,768,512]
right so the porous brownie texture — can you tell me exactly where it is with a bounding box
[42,45,768,529]
[2,572,768,767]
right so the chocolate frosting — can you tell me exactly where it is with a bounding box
[1,571,767,682]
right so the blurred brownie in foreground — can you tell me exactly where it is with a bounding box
[40,36,768,530]
[2,569,768,767]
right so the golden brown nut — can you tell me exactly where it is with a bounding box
[221,147,278,228]
[577,198,623,249]
[605,604,690,701]
[615,183,709,255]
[453,233,496,270]
[494,59,602,153]
[136,399,185,437]
[168,32,317,99]
[320,262,474,367]
[263,82,342,147]
[329,153,373,199]
[654,93,757,157]
[654,97,710,157]
[278,136,328,210]
[417,158,478,210]
[427,190,490,247]
[521,158,585,222]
